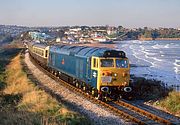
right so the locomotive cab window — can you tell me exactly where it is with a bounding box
[100,59,114,67]
[116,59,128,68]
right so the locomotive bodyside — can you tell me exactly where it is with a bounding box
[48,45,132,100]
[48,45,94,87]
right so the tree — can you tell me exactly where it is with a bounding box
[151,30,160,39]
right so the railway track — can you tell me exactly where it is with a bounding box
[121,100,180,124]
[113,101,173,125]
[22,52,178,125]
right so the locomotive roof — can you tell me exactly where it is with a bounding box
[33,42,49,49]
[50,44,126,58]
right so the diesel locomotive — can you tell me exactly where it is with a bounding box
[28,42,132,100]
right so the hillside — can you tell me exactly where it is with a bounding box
[0,34,13,46]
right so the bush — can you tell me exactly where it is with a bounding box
[131,76,169,101]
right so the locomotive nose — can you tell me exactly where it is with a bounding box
[103,72,112,76]
[122,72,128,77]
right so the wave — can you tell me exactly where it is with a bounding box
[152,44,160,49]
[140,45,157,56]
[152,43,170,49]
[175,59,180,62]
[132,52,153,67]
[174,59,180,67]
[174,67,180,74]
[121,41,180,86]
[152,57,162,62]
[164,44,170,48]
[143,50,156,56]
[173,59,180,74]
[132,40,142,44]
[140,45,163,61]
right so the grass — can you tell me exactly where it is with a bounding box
[0,48,90,125]
[155,91,180,116]
[0,48,22,91]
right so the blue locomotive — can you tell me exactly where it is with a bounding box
[28,42,132,100]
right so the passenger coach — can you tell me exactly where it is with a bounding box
[28,42,49,67]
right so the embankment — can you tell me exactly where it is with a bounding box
[0,48,89,125]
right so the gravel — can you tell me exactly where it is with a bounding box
[24,52,131,125]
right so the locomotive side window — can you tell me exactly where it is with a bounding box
[93,58,96,68]
[92,57,99,68]
[97,59,99,68]
[45,50,48,57]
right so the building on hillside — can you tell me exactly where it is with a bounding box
[107,26,117,35]
[79,37,93,43]
[28,31,51,41]
[92,36,107,42]
[56,37,61,42]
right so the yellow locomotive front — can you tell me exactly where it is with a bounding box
[91,50,132,100]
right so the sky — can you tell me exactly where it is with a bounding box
[0,0,180,28]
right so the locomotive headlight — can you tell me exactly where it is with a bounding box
[122,72,128,77]
[114,73,117,77]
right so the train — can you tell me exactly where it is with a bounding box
[28,42,132,101]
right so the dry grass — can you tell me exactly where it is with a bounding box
[4,55,62,114]
[4,55,34,95]
[0,53,89,125]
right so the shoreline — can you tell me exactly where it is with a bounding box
[139,38,180,41]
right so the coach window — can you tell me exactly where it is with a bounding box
[41,50,43,56]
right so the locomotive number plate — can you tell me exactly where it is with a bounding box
[101,76,112,83]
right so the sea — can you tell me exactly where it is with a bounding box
[115,40,180,91]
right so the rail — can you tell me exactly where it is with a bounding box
[114,100,172,124]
